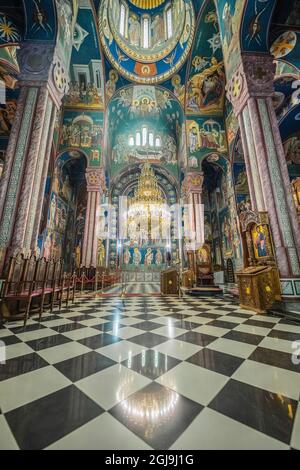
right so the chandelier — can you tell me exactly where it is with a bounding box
[129,0,166,9]
[130,163,164,207]
[125,163,170,243]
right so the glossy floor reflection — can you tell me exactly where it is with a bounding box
[0,295,299,450]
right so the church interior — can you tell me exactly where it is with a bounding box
[0,0,300,451]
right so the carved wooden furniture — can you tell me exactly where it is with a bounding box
[181,269,194,288]
[161,268,179,295]
[237,211,281,313]
[196,244,214,286]
[1,255,48,327]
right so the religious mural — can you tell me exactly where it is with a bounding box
[186,1,225,116]
[99,0,195,84]
[187,118,227,169]
[60,111,103,167]
[64,4,104,110]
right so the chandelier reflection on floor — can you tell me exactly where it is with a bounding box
[125,163,170,244]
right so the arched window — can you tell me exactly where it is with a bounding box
[166,6,173,39]
[142,127,148,146]
[155,136,161,147]
[119,3,126,36]
[129,136,135,146]
[149,132,154,147]
[136,131,141,146]
[142,17,150,48]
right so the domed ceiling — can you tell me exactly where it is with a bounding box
[99,0,195,84]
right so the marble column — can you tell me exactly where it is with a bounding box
[81,168,106,268]
[184,172,205,252]
[227,54,300,278]
[0,43,68,269]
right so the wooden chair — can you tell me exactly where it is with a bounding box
[0,254,46,327]
[51,259,64,311]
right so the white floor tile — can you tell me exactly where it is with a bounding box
[194,325,229,337]
[62,327,101,341]
[37,342,90,364]
[235,323,272,336]
[233,360,300,400]
[208,337,257,359]
[4,342,35,360]
[152,339,202,360]
[260,336,295,354]
[171,408,289,450]
[0,416,19,450]
[154,326,186,339]
[156,362,228,406]
[76,364,150,410]
[16,328,57,342]
[0,366,70,412]
[273,323,300,334]
[98,340,146,362]
[47,413,151,450]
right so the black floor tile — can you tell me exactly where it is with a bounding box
[209,379,297,444]
[54,351,116,382]
[110,382,203,449]
[9,324,46,334]
[64,315,96,322]
[173,320,200,330]
[128,332,168,348]
[131,321,162,331]
[26,334,72,351]
[223,330,264,345]
[134,313,159,320]
[92,322,126,332]
[176,331,216,347]
[0,335,22,346]
[268,329,300,342]
[78,333,123,349]
[244,319,275,328]
[0,353,48,381]
[249,347,300,373]
[5,385,104,449]
[208,320,238,329]
[187,348,243,376]
[52,323,86,333]
[122,350,180,380]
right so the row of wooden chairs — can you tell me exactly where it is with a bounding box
[0,256,122,327]
[0,254,75,327]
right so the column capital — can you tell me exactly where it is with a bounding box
[17,42,69,108]
[226,53,276,116]
[183,171,204,196]
[86,167,106,192]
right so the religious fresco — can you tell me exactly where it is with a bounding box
[186,0,225,115]
[64,3,104,110]
[60,111,104,167]
[186,118,227,169]
[99,0,195,84]
[42,152,86,269]
[122,245,167,270]
[215,0,246,79]
[107,85,184,176]
[241,0,276,53]
[25,0,57,41]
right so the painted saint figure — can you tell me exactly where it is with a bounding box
[123,248,131,266]
[133,247,142,265]
[145,248,153,266]
[155,248,163,265]
[255,227,267,258]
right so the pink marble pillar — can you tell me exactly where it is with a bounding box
[184,172,204,251]
[0,43,68,269]
[81,168,106,268]
[227,54,300,277]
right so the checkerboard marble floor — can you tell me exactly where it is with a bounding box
[0,295,300,450]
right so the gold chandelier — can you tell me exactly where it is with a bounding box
[129,0,166,9]
[130,163,164,206]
